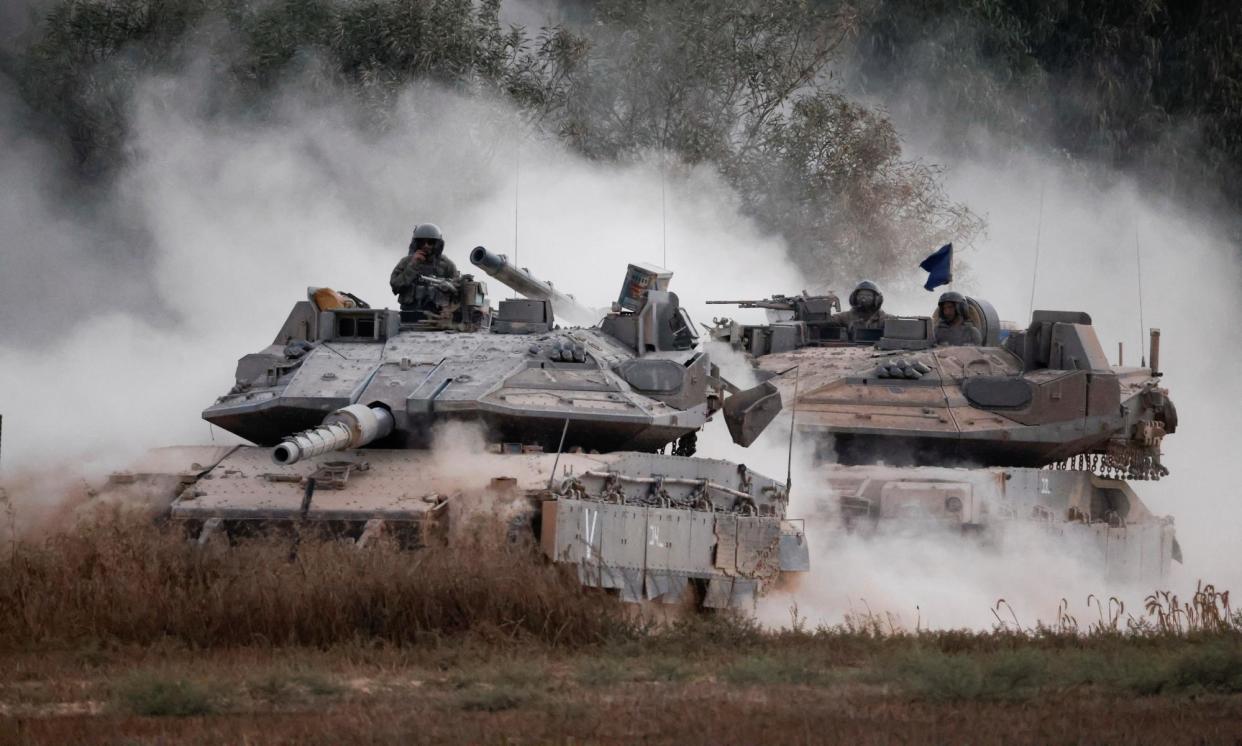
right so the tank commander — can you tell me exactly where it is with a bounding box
[830,280,892,335]
[933,291,983,346]
[390,223,460,315]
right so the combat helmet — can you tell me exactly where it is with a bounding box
[409,223,446,256]
[848,280,883,312]
[937,291,967,320]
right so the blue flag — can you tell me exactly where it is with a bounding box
[919,243,953,291]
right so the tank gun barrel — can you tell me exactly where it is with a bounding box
[272,404,394,465]
[469,246,599,326]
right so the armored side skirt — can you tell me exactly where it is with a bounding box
[542,499,808,609]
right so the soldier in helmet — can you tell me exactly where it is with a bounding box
[390,223,460,315]
[830,280,891,337]
[933,291,982,346]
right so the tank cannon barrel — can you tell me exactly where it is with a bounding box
[469,246,599,326]
[272,404,394,465]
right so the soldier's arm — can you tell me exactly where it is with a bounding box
[390,256,416,292]
[967,324,983,345]
[439,256,459,279]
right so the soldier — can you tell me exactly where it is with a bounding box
[933,291,982,346]
[390,223,460,315]
[830,280,891,336]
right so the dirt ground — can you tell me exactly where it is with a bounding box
[3,646,1241,745]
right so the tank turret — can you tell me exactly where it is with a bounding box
[715,296,1174,479]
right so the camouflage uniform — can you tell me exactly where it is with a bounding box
[933,319,982,346]
[831,280,891,335]
[829,307,891,333]
[390,254,459,312]
[933,290,982,346]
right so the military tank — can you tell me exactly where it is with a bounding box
[708,293,1180,583]
[95,250,805,609]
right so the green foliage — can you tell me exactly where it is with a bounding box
[884,648,1047,701]
[574,657,634,686]
[852,0,1242,204]
[114,674,218,716]
[722,654,833,686]
[1165,642,1242,694]
[4,0,981,282]
[455,684,532,712]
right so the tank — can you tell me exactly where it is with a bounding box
[708,294,1180,584]
[95,250,806,610]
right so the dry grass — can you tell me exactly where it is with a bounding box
[0,512,629,650]
[3,513,1242,743]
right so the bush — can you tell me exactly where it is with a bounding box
[114,674,217,717]
[1168,643,1242,694]
[456,685,531,712]
[722,655,830,687]
[886,649,1046,701]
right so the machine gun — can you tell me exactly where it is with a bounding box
[469,247,601,327]
[707,292,841,317]
[416,274,458,296]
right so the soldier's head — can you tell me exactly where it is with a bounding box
[409,223,446,258]
[938,291,966,323]
[848,280,883,313]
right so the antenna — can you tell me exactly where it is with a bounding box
[660,152,668,268]
[1027,182,1046,319]
[785,365,800,493]
[512,138,521,299]
[1135,223,1147,368]
[548,418,570,490]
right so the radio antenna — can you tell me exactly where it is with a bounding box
[660,152,668,268]
[1027,182,1046,319]
[548,418,570,490]
[512,138,521,299]
[785,365,800,493]
[1135,223,1147,367]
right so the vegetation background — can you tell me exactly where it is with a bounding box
[3,0,1237,283]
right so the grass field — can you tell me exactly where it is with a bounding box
[2,516,1240,744]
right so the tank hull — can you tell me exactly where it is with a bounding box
[96,446,809,610]
[802,463,1179,585]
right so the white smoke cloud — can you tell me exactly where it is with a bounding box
[753,135,1242,629]
[0,65,802,472]
[939,146,1242,597]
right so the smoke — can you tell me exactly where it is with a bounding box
[0,59,802,473]
[753,40,1242,629]
[940,146,1242,597]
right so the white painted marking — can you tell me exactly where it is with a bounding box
[583,508,598,560]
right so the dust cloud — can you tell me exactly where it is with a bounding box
[0,66,801,474]
[3,10,1237,630]
[752,137,1242,630]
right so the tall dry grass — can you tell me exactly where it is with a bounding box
[2,508,1239,655]
[0,512,629,650]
